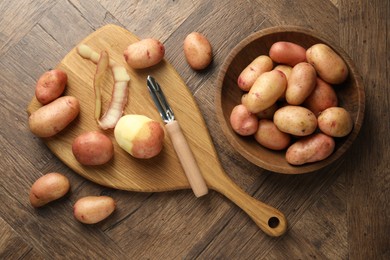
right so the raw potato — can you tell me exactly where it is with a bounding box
[286,133,335,165]
[306,43,348,84]
[230,104,259,136]
[72,131,114,165]
[274,105,317,136]
[269,41,307,66]
[29,173,70,207]
[318,107,353,137]
[286,62,317,105]
[35,69,67,105]
[114,114,165,159]
[28,96,80,138]
[274,64,292,80]
[124,38,165,69]
[304,77,338,116]
[237,55,273,91]
[255,119,291,150]
[243,70,287,113]
[73,196,116,224]
[183,32,213,70]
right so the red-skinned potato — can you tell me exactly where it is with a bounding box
[286,133,335,165]
[243,70,287,113]
[73,196,116,224]
[237,55,273,91]
[230,104,259,136]
[255,119,291,150]
[303,77,338,116]
[318,107,353,137]
[286,62,317,105]
[28,96,80,137]
[114,114,165,159]
[72,131,114,165]
[35,69,67,105]
[29,173,70,207]
[274,105,317,136]
[269,41,307,66]
[183,32,213,70]
[124,38,165,69]
[306,43,348,84]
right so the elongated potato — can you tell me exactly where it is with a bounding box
[237,55,273,91]
[274,105,317,136]
[243,70,287,113]
[306,43,348,84]
[255,119,291,150]
[124,38,165,69]
[29,96,80,137]
[29,172,70,207]
[269,41,307,66]
[184,32,213,70]
[286,133,335,165]
[73,196,116,224]
[230,104,259,136]
[35,69,67,105]
[303,77,338,116]
[286,62,317,105]
[318,107,353,137]
[72,131,114,165]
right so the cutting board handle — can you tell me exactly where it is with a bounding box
[210,171,287,237]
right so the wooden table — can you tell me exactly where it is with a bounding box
[1,1,388,259]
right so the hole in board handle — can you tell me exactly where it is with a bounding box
[268,216,280,228]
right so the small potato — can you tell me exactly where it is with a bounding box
[274,105,317,136]
[230,104,259,136]
[318,107,353,137]
[286,133,335,165]
[286,62,317,105]
[306,43,348,84]
[73,196,116,224]
[243,70,287,113]
[269,41,307,66]
[303,77,338,116]
[274,65,292,80]
[35,69,67,105]
[124,38,165,69]
[255,119,291,150]
[114,114,165,159]
[237,55,273,91]
[29,96,80,138]
[256,103,278,120]
[183,32,213,70]
[29,172,70,207]
[72,131,114,165]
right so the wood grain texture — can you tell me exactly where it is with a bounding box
[0,0,388,258]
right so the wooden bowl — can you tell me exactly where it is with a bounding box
[215,26,365,174]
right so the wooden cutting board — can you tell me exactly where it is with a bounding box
[27,24,287,237]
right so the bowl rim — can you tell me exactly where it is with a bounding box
[215,25,365,174]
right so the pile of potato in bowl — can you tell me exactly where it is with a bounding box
[215,26,365,174]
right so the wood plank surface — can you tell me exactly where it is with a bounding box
[0,0,388,259]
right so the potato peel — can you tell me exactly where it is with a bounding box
[77,44,130,129]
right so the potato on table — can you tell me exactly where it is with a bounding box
[29,172,70,207]
[73,196,116,224]
[183,32,213,70]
